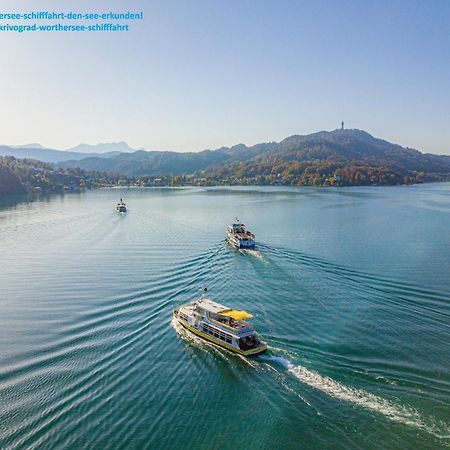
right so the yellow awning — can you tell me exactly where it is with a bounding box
[218,309,253,320]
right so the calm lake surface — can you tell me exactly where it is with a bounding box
[0,184,449,449]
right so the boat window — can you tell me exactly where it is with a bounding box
[201,322,234,342]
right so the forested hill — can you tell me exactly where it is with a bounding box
[0,156,116,196]
[2,130,450,187]
[55,129,450,185]
[0,164,26,196]
[206,129,450,185]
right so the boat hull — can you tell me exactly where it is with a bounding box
[175,313,267,356]
[226,235,256,249]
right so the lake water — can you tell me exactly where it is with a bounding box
[0,184,449,449]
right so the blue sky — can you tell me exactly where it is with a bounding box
[1,0,449,154]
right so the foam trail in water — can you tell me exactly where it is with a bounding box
[239,249,265,260]
[172,308,448,439]
[172,318,448,438]
[261,355,437,433]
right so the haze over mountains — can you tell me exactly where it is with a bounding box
[66,141,139,154]
[0,145,114,164]
[1,129,449,179]
[1,141,139,163]
[10,143,47,149]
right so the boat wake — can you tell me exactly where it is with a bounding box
[239,249,265,260]
[260,354,449,439]
[172,315,449,439]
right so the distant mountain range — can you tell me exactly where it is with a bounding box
[9,141,139,154]
[57,129,450,177]
[10,143,47,149]
[1,130,449,185]
[66,141,140,154]
[0,143,128,164]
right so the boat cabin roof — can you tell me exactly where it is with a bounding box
[195,298,253,321]
[196,298,229,314]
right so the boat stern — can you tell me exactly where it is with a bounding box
[239,240,256,249]
[241,342,268,356]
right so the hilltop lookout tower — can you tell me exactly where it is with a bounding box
[341,121,344,130]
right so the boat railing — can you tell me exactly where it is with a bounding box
[209,316,252,331]
[228,231,254,238]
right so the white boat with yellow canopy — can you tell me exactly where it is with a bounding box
[173,290,267,356]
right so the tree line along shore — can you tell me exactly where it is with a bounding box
[1,155,449,198]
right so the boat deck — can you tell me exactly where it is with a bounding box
[228,232,254,240]
[210,316,250,331]
[179,302,252,332]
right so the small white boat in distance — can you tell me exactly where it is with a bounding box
[226,219,255,249]
[116,198,127,213]
[174,289,267,356]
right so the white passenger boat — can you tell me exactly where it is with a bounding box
[226,219,255,249]
[174,290,267,356]
[116,198,127,213]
